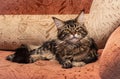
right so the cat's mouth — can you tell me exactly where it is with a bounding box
[69,37,79,43]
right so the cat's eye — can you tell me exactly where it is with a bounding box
[64,29,70,33]
[74,24,77,27]
[81,30,87,35]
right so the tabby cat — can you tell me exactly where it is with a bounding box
[6,11,98,68]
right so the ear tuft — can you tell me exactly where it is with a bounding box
[52,17,64,29]
[75,10,85,23]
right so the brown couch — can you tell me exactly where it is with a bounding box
[0,0,120,79]
[0,27,120,79]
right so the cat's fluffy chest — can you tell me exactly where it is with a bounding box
[56,36,91,51]
[56,36,92,61]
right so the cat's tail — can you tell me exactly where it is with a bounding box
[6,44,31,63]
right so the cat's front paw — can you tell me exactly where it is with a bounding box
[62,60,72,69]
[72,61,86,67]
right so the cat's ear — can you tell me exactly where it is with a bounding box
[52,17,64,29]
[75,10,85,23]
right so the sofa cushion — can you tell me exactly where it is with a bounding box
[0,51,101,79]
[0,0,92,50]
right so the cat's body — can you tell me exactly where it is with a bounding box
[6,11,98,68]
[56,36,98,68]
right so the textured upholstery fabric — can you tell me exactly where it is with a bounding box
[86,0,120,48]
[0,15,89,50]
[0,50,101,79]
[0,0,92,50]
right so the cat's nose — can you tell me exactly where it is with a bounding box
[73,35,76,38]
[70,34,78,38]
[74,34,78,37]
[72,35,76,38]
[72,34,77,37]
[70,35,74,38]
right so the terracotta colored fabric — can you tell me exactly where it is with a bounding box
[0,0,92,14]
[99,26,120,79]
[0,51,101,79]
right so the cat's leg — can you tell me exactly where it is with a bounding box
[62,59,72,68]
[6,44,31,63]
[72,51,97,67]
[71,49,98,66]
[71,48,98,67]
[82,49,98,64]
[32,40,56,61]
[86,38,98,63]
[72,61,86,67]
[56,54,73,68]
[29,48,55,63]
[6,40,56,63]
[80,38,98,64]
[26,40,56,63]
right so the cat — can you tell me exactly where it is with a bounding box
[6,10,98,68]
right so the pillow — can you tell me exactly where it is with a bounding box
[0,0,92,50]
[86,0,120,48]
[0,15,86,50]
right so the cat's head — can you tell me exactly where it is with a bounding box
[52,10,88,43]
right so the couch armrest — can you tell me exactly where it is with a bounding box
[100,26,120,79]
